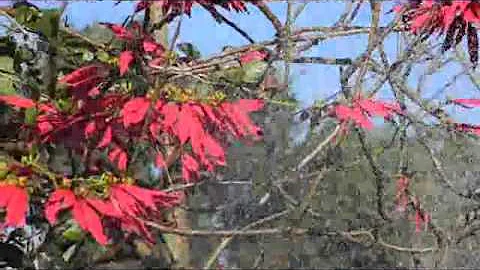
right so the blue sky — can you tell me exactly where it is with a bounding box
[7,0,480,124]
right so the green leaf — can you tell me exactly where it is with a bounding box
[177,43,201,60]
[217,66,246,85]
[30,9,62,40]
[81,50,94,62]
[96,50,111,63]
[55,98,73,113]
[24,107,38,125]
[14,5,41,25]
[0,88,16,96]
[241,61,268,84]
[62,221,85,242]
[232,141,243,148]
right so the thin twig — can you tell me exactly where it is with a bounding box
[296,125,341,171]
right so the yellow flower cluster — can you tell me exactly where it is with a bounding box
[69,173,135,199]
[162,83,226,105]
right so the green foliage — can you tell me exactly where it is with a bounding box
[62,221,85,243]
[14,7,62,40]
[215,61,268,86]
[177,42,202,61]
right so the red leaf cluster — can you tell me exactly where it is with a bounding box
[58,64,110,99]
[45,185,182,245]
[0,92,263,180]
[396,0,480,64]
[131,98,264,181]
[331,94,403,130]
[102,23,165,75]
[134,0,250,16]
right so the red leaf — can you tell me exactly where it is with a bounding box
[350,107,373,129]
[72,200,109,245]
[117,150,128,171]
[236,99,265,112]
[202,135,225,162]
[154,100,164,111]
[122,97,150,128]
[355,98,403,125]
[202,104,222,126]
[177,105,197,144]
[118,184,158,211]
[334,105,373,130]
[88,86,101,97]
[97,125,112,148]
[415,211,422,233]
[119,51,135,76]
[161,103,179,130]
[149,57,166,67]
[464,3,480,23]
[182,154,200,182]
[59,65,108,100]
[220,101,264,139]
[37,119,54,136]
[0,185,14,207]
[149,121,162,138]
[453,98,480,107]
[86,199,123,219]
[155,152,166,168]
[455,123,480,136]
[108,147,128,171]
[38,103,57,113]
[84,121,96,138]
[239,50,268,64]
[110,185,145,217]
[4,186,28,227]
[101,23,134,40]
[143,39,161,53]
[108,147,122,164]
[59,65,103,84]
[44,189,76,225]
[0,95,36,109]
